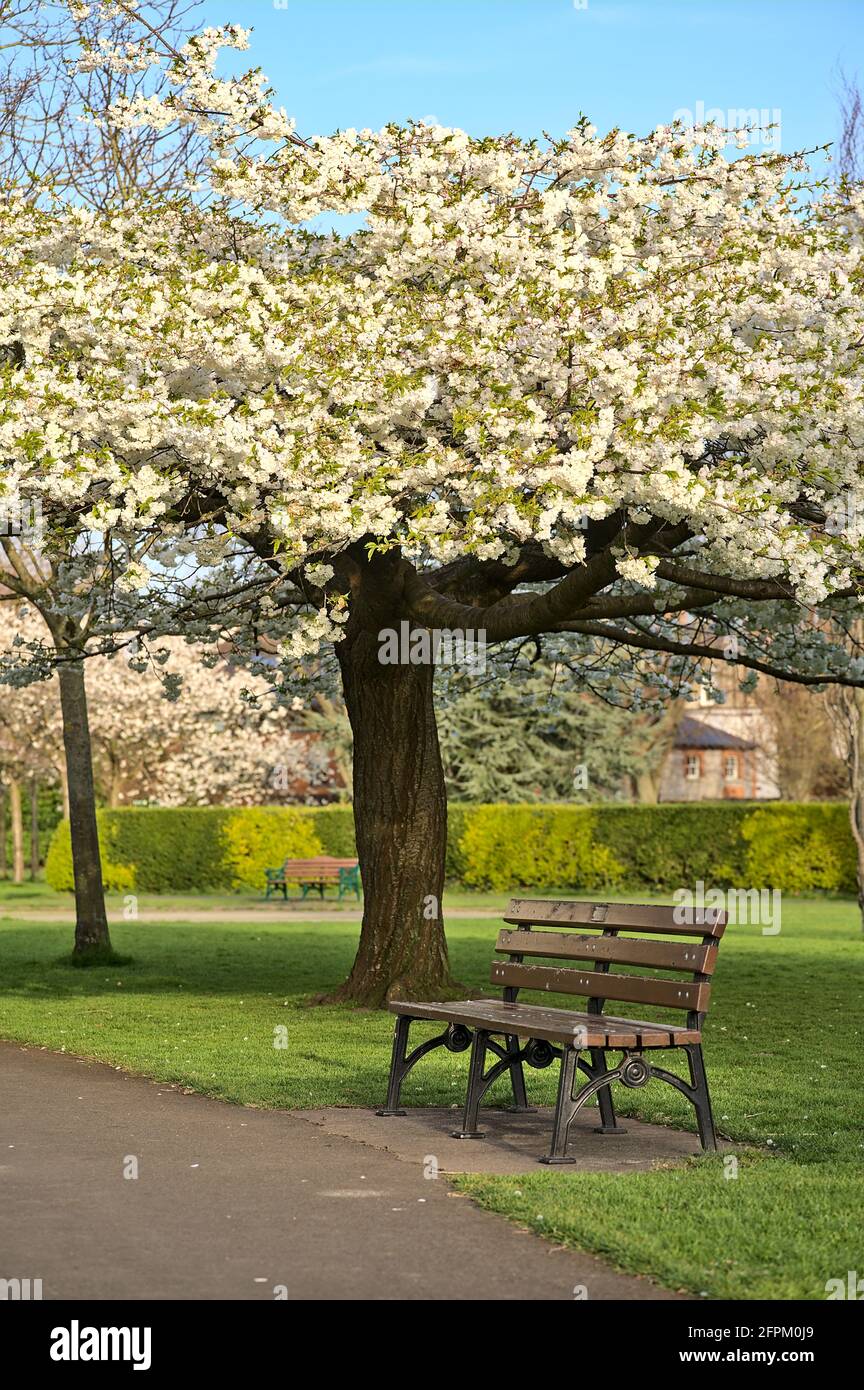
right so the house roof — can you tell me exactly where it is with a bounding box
[674,715,757,751]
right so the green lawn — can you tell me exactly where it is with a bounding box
[0,878,518,916]
[0,897,861,1299]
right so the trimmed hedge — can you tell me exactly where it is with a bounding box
[46,807,327,893]
[740,803,856,894]
[44,800,858,896]
[459,801,855,893]
[459,804,624,891]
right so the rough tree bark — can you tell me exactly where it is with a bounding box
[329,630,459,1006]
[0,781,7,878]
[57,659,111,954]
[321,545,462,1007]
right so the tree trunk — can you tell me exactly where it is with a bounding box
[847,690,864,934]
[9,776,24,884]
[328,631,459,1007]
[0,782,7,879]
[635,771,660,803]
[30,773,39,879]
[59,762,70,819]
[57,659,111,954]
[108,756,122,809]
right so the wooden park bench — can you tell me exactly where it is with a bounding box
[378,897,724,1163]
[264,856,361,902]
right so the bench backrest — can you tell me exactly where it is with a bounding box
[281,857,358,878]
[492,898,726,1027]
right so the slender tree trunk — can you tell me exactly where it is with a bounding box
[30,772,39,879]
[635,771,660,803]
[108,757,122,809]
[9,776,24,884]
[57,659,111,954]
[0,782,7,879]
[59,762,70,820]
[327,630,460,1007]
[847,690,864,934]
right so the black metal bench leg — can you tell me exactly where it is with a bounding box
[540,1045,580,1164]
[453,1030,489,1138]
[377,1015,412,1116]
[686,1044,717,1152]
[504,1033,537,1113]
[590,1047,627,1134]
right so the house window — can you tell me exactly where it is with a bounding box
[723,754,740,780]
[684,753,701,780]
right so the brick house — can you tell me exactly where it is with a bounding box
[658,678,780,802]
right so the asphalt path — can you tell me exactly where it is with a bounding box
[0,1043,680,1301]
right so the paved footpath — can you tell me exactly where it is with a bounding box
[0,1043,681,1301]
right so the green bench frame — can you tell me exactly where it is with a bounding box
[264,858,361,902]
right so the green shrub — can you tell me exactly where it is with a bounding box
[591,803,751,889]
[741,804,856,894]
[310,805,357,857]
[46,806,327,893]
[109,808,230,892]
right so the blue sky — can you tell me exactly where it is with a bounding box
[197,0,862,166]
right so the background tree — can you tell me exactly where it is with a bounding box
[0,0,205,205]
[0,605,63,881]
[0,528,172,952]
[753,680,844,801]
[0,0,210,953]
[294,692,354,801]
[435,665,684,804]
[84,638,334,807]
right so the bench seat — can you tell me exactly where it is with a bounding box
[389,998,701,1049]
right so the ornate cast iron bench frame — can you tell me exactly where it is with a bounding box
[378,897,725,1163]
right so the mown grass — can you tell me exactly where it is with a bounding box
[0,897,861,1298]
[0,878,517,916]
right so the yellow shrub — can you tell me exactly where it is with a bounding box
[220,807,322,890]
[459,804,624,891]
[44,815,136,893]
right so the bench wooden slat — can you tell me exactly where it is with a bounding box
[280,858,357,872]
[388,998,701,1048]
[275,858,359,881]
[490,960,710,1012]
[280,867,342,879]
[504,898,726,938]
[496,928,718,975]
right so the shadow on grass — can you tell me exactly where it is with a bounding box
[0,919,499,1006]
[60,949,135,969]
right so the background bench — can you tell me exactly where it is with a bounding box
[264,856,361,901]
[379,896,725,1163]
